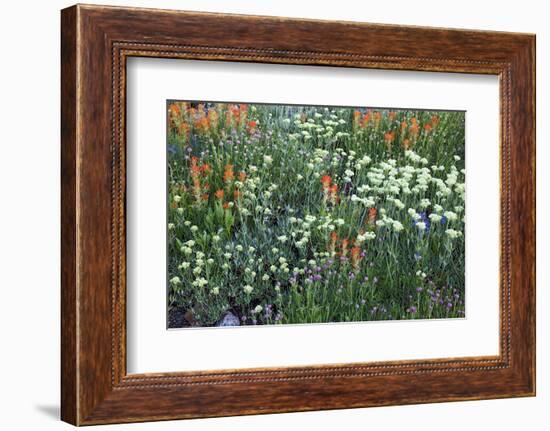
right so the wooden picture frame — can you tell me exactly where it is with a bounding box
[61,4,536,425]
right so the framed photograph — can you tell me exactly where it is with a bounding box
[61,4,536,425]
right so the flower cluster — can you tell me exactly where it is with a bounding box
[167,102,466,327]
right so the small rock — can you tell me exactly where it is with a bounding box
[216,311,240,327]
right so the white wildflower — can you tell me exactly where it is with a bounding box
[444,211,458,222]
[393,199,405,209]
[420,198,431,209]
[446,229,462,239]
[392,221,404,232]
[192,277,208,287]
[429,213,442,223]
[170,276,181,285]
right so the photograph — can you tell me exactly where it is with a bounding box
[166,101,466,328]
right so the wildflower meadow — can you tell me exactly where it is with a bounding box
[167,101,465,328]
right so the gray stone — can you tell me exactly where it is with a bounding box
[216,311,240,327]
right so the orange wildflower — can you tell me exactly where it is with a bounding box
[177,122,189,137]
[368,207,378,225]
[233,190,242,200]
[363,112,371,125]
[321,175,333,205]
[329,231,338,254]
[351,246,362,270]
[226,104,246,129]
[424,123,433,132]
[247,120,257,134]
[226,105,238,128]
[168,103,181,117]
[239,105,248,126]
[238,171,247,182]
[200,163,211,175]
[207,109,219,129]
[222,202,230,209]
[321,175,332,189]
[401,120,408,133]
[353,110,362,128]
[214,189,224,200]
[201,193,209,201]
[409,122,419,138]
[190,157,203,202]
[341,238,350,258]
[194,116,209,133]
[223,164,234,183]
[384,131,395,151]
[388,111,397,121]
[373,111,381,127]
[431,115,440,127]
[402,138,411,150]
[329,184,339,205]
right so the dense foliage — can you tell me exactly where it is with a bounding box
[167,102,465,327]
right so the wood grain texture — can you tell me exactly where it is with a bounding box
[60,5,78,425]
[60,4,536,425]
